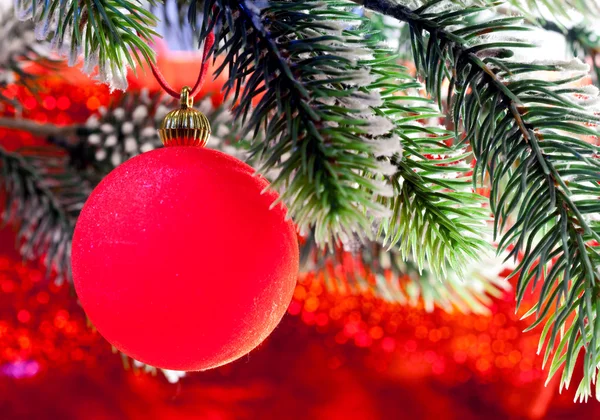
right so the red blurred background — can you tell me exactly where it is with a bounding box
[1,52,600,420]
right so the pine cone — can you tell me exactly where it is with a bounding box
[84,90,176,171]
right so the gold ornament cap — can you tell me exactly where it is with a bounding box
[158,86,211,147]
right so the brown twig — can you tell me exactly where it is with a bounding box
[0,117,82,138]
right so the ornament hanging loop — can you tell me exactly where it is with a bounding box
[158,87,211,148]
[180,86,194,108]
[151,31,215,148]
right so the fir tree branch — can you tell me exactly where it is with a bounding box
[383,158,490,277]
[0,145,81,282]
[359,0,600,401]
[199,0,394,245]
[373,68,491,275]
[13,0,159,90]
[197,0,491,282]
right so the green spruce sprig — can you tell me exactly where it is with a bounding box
[543,22,600,89]
[197,0,491,280]
[0,146,83,282]
[199,0,394,244]
[359,0,600,401]
[14,0,159,90]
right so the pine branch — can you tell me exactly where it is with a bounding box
[359,0,600,401]
[383,158,490,277]
[349,32,492,276]
[196,0,491,283]
[375,70,491,275]
[14,0,159,90]
[0,145,83,282]
[375,71,492,275]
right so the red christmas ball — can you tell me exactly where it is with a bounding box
[72,147,299,371]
